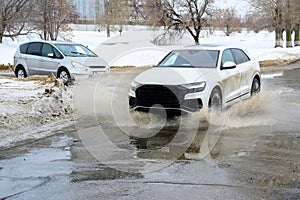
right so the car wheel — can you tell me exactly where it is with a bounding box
[209,88,222,110]
[58,68,70,85]
[251,78,260,95]
[15,66,27,78]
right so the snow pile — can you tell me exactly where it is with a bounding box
[252,48,300,66]
[0,75,73,148]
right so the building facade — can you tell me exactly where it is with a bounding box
[73,0,105,23]
[73,0,146,24]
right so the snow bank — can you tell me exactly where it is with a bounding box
[0,75,73,148]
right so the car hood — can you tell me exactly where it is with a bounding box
[133,67,215,85]
[69,56,108,67]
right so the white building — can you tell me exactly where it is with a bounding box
[73,0,105,23]
[72,0,146,24]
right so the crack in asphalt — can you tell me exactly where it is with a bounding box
[0,176,51,200]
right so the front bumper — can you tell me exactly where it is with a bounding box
[129,97,203,113]
[129,85,208,113]
[70,67,110,80]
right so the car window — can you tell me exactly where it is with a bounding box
[20,43,29,54]
[221,49,235,66]
[232,48,250,64]
[53,48,63,59]
[41,44,54,57]
[54,44,97,57]
[27,42,42,56]
[159,50,219,68]
[162,53,178,66]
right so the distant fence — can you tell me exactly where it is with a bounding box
[69,24,151,32]
[69,24,100,31]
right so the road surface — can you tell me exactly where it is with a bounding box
[0,63,300,199]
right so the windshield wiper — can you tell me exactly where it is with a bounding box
[70,51,96,57]
[71,51,88,56]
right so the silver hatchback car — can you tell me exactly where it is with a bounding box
[14,41,109,84]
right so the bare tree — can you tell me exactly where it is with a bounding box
[295,22,300,46]
[145,0,167,27]
[146,0,214,45]
[128,0,146,22]
[243,12,273,33]
[33,0,78,41]
[0,0,33,43]
[248,0,285,47]
[284,0,293,47]
[210,7,241,36]
[100,0,129,37]
[290,0,300,46]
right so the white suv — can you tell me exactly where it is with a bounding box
[14,41,109,84]
[129,46,260,113]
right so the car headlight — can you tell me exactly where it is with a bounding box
[72,61,86,69]
[130,80,141,91]
[182,82,206,93]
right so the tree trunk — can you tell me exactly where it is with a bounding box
[193,35,200,45]
[43,25,48,40]
[119,25,123,36]
[275,27,283,48]
[0,32,3,44]
[50,32,55,41]
[106,24,110,37]
[286,28,293,48]
[187,27,200,45]
[295,24,300,46]
[225,23,231,36]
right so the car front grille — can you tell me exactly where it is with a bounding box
[136,85,188,109]
[89,66,105,69]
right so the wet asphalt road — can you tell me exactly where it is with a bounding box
[0,63,300,199]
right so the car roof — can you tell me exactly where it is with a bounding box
[22,40,80,45]
[174,44,246,51]
[47,41,79,45]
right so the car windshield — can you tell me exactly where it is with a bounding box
[54,43,97,57]
[158,50,219,68]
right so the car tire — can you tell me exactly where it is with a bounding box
[15,66,27,78]
[57,68,71,85]
[209,88,222,110]
[251,77,260,96]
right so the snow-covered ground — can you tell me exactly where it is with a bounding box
[1,29,300,66]
[1,28,300,148]
[97,30,300,67]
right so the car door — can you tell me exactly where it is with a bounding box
[25,42,43,75]
[232,48,253,96]
[38,43,61,75]
[219,49,241,104]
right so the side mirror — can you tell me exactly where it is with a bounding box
[222,61,236,70]
[47,53,55,58]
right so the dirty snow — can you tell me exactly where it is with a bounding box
[0,76,73,148]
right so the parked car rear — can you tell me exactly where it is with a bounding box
[14,41,109,84]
